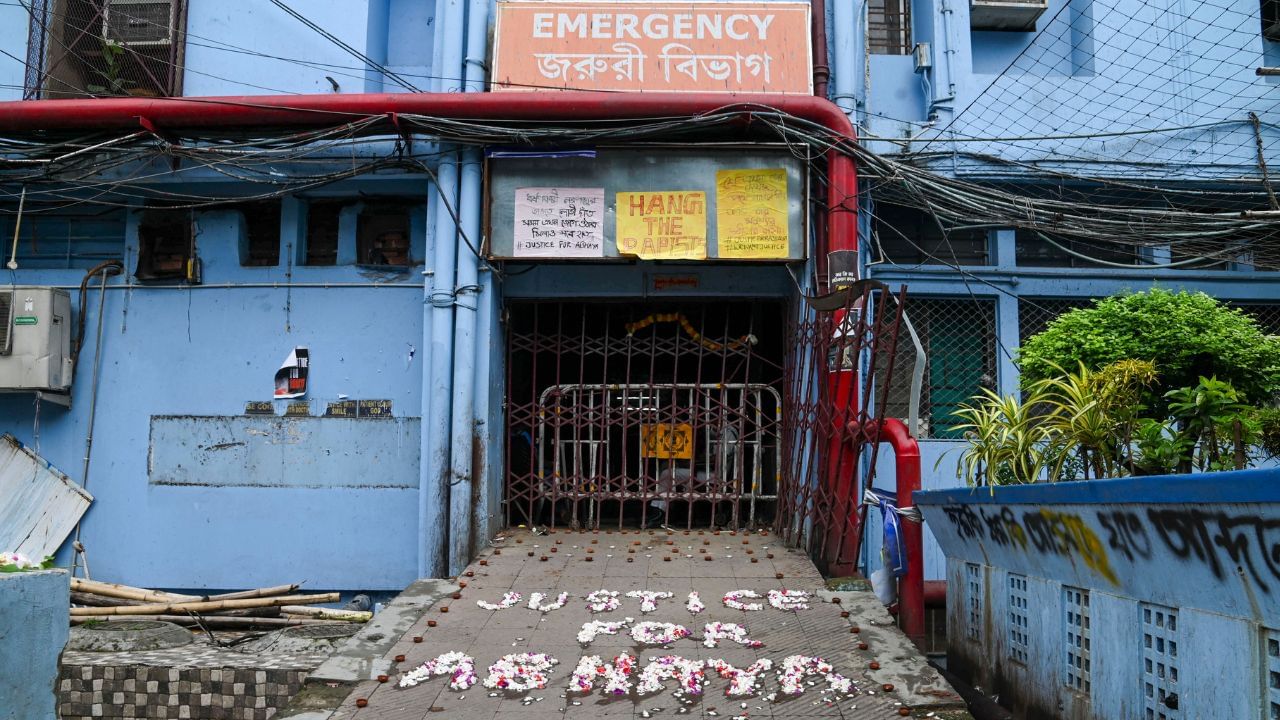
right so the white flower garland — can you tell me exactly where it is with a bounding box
[482,652,559,692]
[527,591,569,612]
[568,652,637,696]
[398,651,478,690]
[722,589,764,611]
[476,591,522,610]
[706,658,774,696]
[635,655,706,696]
[701,622,763,648]
[625,589,674,613]
[767,589,811,611]
[577,619,633,644]
[776,655,853,695]
[630,621,691,646]
[685,591,706,615]
[586,589,621,613]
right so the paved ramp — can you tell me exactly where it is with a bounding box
[289,528,968,720]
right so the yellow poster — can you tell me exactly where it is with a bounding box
[640,423,694,460]
[615,191,707,260]
[715,168,790,259]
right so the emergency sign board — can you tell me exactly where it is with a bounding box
[492,1,812,94]
[486,146,808,261]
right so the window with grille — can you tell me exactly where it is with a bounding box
[357,201,417,267]
[304,200,345,266]
[26,0,187,99]
[868,0,912,55]
[237,201,282,267]
[1064,587,1091,695]
[0,205,126,269]
[1007,574,1029,664]
[873,203,991,266]
[1141,603,1180,720]
[966,562,983,642]
[134,205,192,282]
[1231,303,1280,337]
[875,297,998,439]
[1264,0,1280,41]
[1265,629,1280,719]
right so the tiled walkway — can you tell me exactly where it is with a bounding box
[320,528,965,720]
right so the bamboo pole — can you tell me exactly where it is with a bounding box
[71,592,151,608]
[204,584,300,602]
[69,592,340,617]
[71,578,199,603]
[71,614,345,628]
[280,605,372,622]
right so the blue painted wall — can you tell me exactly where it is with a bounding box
[916,469,1280,718]
[0,570,70,720]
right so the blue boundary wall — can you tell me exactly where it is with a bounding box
[915,468,1280,719]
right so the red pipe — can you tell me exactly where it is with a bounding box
[848,417,924,646]
[0,92,857,258]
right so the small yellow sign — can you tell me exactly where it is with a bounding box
[640,423,694,460]
[715,168,790,259]
[616,191,707,260]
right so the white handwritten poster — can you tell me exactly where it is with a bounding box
[513,187,605,258]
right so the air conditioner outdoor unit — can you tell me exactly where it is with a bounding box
[103,0,175,47]
[970,0,1048,31]
[0,287,73,396]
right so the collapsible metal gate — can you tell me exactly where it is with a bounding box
[504,302,785,530]
[503,288,908,573]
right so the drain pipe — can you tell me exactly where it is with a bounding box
[421,0,467,579]
[448,0,494,573]
[847,417,924,645]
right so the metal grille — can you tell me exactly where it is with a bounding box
[966,562,983,642]
[1266,629,1280,719]
[1141,603,1181,720]
[868,0,912,55]
[774,283,909,575]
[1232,303,1280,336]
[878,297,997,439]
[0,291,11,355]
[27,0,185,98]
[504,301,785,531]
[1017,297,1099,344]
[1007,574,1029,664]
[1064,586,1091,695]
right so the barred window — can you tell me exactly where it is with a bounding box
[0,205,125,269]
[25,0,187,99]
[1017,297,1100,345]
[873,203,991,266]
[1230,303,1280,336]
[876,297,998,439]
[868,0,912,55]
[1015,230,1140,268]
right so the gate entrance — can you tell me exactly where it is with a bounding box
[504,301,786,530]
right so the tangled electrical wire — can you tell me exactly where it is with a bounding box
[1,105,1278,270]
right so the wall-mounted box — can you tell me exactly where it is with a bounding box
[970,0,1048,31]
[0,287,73,395]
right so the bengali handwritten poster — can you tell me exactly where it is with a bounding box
[513,187,605,258]
[715,168,789,259]
[615,190,707,259]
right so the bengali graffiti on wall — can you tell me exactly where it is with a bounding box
[933,503,1280,595]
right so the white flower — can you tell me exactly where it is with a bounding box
[767,589,811,611]
[776,655,853,696]
[635,655,706,696]
[701,622,763,648]
[399,651,477,690]
[476,591,522,610]
[722,589,763,611]
[568,652,636,696]
[685,591,706,615]
[586,589,621,613]
[626,590,674,613]
[482,652,559,693]
[577,619,632,644]
[706,658,773,696]
[630,622,691,646]
[527,592,569,612]
[0,552,37,569]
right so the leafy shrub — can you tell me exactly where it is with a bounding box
[1017,290,1280,406]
